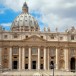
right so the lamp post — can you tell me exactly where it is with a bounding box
[50,63,54,76]
[53,64,54,76]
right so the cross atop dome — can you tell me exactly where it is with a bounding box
[22,2,28,13]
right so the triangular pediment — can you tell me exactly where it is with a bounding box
[22,35,47,42]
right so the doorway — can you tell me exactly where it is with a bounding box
[70,57,75,72]
[12,61,18,69]
[32,61,36,69]
[50,61,54,69]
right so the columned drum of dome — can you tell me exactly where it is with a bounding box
[11,2,40,32]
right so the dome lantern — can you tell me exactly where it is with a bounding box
[22,2,28,13]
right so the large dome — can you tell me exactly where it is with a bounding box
[11,2,40,32]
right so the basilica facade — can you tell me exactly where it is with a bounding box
[0,2,76,72]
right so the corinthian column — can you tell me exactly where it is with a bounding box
[38,47,40,70]
[19,47,21,70]
[9,47,12,70]
[44,47,46,70]
[56,48,58,70]
[28,47,31,70]
[22,47,25,70]
[48,47,49,70]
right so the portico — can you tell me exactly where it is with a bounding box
[8,44,69,71]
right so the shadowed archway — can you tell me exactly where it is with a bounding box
[12,61,18,69]
[70,57,75,72]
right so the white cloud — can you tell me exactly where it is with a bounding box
[64,3,76,8]
[0,0,25,12]
[0,0,76,31]
[1,23,12,27]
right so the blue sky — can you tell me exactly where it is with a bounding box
[0,4,20,30]
[0,0,76,31]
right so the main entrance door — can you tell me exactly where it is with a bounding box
[70,57,75,72]
[12,61,18,69]
[32,61,36,69]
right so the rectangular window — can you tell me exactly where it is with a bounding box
[13,35,18,38]
[40,64,43,69]
[32,47,37,55]
[71,35,74,40]
[60,37,63,40]
[13,33,18,38]
[12,47,19,55]
[70,48,75,55]
[50,34,55,39]
[51,36,54,39]
[4,35,8,39]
